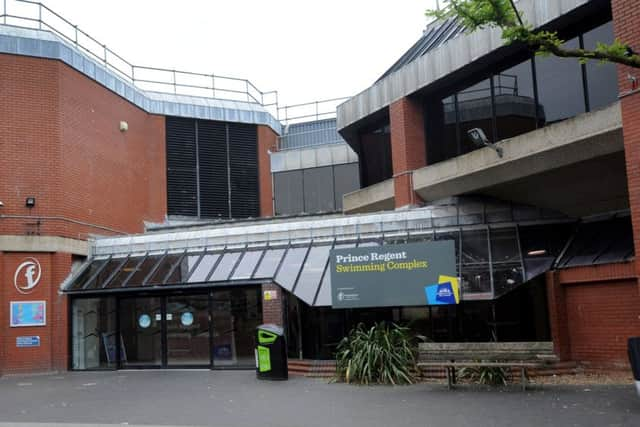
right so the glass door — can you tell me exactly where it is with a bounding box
[119,297,163,368]
[166,294,211,367]
[212,288,262,368]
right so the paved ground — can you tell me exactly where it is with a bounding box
[0,371,638,427]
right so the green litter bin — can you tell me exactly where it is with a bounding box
[256,324,288,380]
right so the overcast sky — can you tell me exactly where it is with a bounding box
[26,1,436,108]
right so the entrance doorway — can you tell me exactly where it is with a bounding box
[71,287,262,370]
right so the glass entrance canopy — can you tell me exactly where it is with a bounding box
[65,196,609,304]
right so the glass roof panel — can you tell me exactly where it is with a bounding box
[88,257,128,289]
[66,257,110,290]
[105,256,146,288]
[294,245,332,305]
[210,252,242,282]
[128,254,166,287]
[231,250,263,280]
[275,247,309,291]
[150,251,186,285]
[254,248,286,279]
[187,253,220,283]
[314,242,356,306]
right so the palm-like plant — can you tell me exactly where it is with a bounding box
[335,322,420,385]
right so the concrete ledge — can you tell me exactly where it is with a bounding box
[0,235,88,255]
[343,179,394,214]
[412,103,623,202]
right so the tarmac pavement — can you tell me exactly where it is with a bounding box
[0,370,638,427]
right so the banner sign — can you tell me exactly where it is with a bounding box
[330,241,458,308]
[10,301,46,327]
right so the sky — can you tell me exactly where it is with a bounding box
[7,0,438,108]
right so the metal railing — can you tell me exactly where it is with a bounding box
[0,0,278,113]
[278,97,350,126]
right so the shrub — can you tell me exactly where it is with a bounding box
[335,322,420,385]
[459,365,508,386]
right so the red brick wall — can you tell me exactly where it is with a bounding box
[257,125,277,217]
[0,54,166,239]
[389,97,426,208]
[547,263,640,368]
[612,0,640,285]
[0,252,71,374]
[262,283,283,326]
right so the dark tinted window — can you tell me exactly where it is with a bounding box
[584,22,619,111]
[535,38,585,124]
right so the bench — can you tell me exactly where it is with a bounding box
[417,342,557,390]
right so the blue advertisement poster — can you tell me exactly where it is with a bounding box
[10,301,46,327]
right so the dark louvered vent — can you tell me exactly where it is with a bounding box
[198,120,229,218]
[228,123,259,218]
[166,117,197,216]
[166,117,259,219]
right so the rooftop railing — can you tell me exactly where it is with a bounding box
[0,0,279,113]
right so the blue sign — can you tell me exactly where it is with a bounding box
[10,301,46,327]
[16,336,40,347]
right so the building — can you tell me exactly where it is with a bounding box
[0,0,639,374]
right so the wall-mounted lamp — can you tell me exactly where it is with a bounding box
[467,128,503,158]
[25,197,36,208]
[119,121,129,132]
[0,200,4,207]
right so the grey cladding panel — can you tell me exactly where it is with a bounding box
[274,170,304,215]
[303,167,335,213]
[333,163,360,209]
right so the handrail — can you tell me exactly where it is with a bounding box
[0,0,279,113]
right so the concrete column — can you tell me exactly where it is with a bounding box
[389,97,427,208]
[257,125,277,217]
[612,0,640,291]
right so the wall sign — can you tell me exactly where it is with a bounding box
[16,336,40,347]
[14,258,42,294]
[330,241,457,308]
[263,290,278,301]
[10,301,46,327]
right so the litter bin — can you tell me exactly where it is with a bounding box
[628,337,640,397]
[256,324,288,380]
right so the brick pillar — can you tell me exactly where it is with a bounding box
[545,271,571,360]
[51,252,72,371]
[257,125,277,217]
[389,97,427,208]
[612,0,640,290]
[262,283,284,326]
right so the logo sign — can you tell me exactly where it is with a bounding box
[14,258,42,294]
[16,336,40,348]
[424,275,461,305]
[330,241,457,308]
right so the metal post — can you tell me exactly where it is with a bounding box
[3,0,6,25]
[74,25,78,45]
[172,70,177,94]
[245,80,250,102]
[103,45,107,65]
[211,74,215,98]
[315,101,319,120]
[131,65,135,84]
[38,3,42,29]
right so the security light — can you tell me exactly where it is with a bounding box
[25,197,35,208]
[0,200,4,207]
[467,128,503,158]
